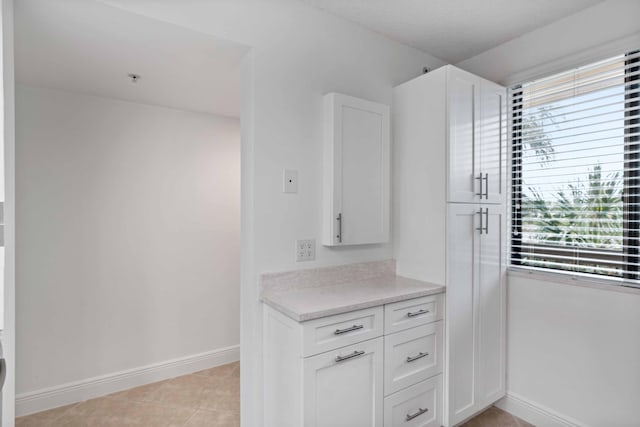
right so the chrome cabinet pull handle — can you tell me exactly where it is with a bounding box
[406,309,429,318]
[476,208,484,235]
[406,351,429,363]
[483,172,489,199]
[475,173,483,197]
[336,213,342,243]
[335,350,365,363]
[334,324,364,335]
[405,407,429,421]
[0,357,5,389]
[484,207,489,234]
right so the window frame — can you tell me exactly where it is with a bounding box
[623,51,640,280]
[510,51,640,287]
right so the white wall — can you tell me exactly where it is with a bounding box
[16,86,240,395]
[504,275,640,426]
[453,2,640,425]
[457,0,640,85]
[96,1,445,424]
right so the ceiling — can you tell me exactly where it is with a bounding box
[15,0,247,118]
[298,0,604,63]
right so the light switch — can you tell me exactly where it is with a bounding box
[283,169,298,193]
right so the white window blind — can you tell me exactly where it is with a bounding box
[511,50,640,286]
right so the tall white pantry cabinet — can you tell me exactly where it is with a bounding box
[393,65,507,426]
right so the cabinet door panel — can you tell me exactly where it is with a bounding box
[341,106,387,244]
[303,337,383,427]
[479,81,506,204]
[324,93,390,246]
[445,204,480,425]
[477,207,506,406]
[447,68,479,203]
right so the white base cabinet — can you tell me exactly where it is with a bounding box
[264,293,445,427]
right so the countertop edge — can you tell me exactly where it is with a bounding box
[261,286,445,322]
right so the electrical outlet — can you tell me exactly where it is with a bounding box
[295,239,315,262]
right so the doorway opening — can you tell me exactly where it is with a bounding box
[13,1,246,424]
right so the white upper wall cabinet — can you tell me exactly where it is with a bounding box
[323,93,390,246]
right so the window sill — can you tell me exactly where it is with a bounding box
[507,266,640,296]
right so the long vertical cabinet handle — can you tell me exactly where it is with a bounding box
[336,213,342,243]
[476,208,484,235]
[484,207,489,234]
[483,173,489,199]
[475,173,483,198]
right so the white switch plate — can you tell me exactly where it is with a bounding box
[283,169,298,193]
[295,239,315,262]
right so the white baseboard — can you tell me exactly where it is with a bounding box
[496,392,584,427]
[16,344,240,417]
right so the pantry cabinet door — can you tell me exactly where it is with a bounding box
[477,207,506,407]
[478,80,506,204]
[447,67,480,203]
[445,204,480,426]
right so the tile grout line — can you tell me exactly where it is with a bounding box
[181,408,200,427]
[50,402,80,423]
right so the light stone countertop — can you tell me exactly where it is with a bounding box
[261,267,445,322]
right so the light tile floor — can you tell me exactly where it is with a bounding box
[17,362,531,427]
[16,361,240,427]
[461,406,534,427]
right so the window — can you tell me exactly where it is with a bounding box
[511,50,640,287]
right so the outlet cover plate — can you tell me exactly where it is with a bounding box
[295,239,315,262]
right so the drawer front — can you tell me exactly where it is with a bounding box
[384,321,443,396]
[384,375,442,427]
[384,294,443,334]
[302,306,383,357]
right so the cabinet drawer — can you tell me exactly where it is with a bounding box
[384,294,443,334]
[384,375,442,427]
[302,306,383,357]
[384,321,443,396]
